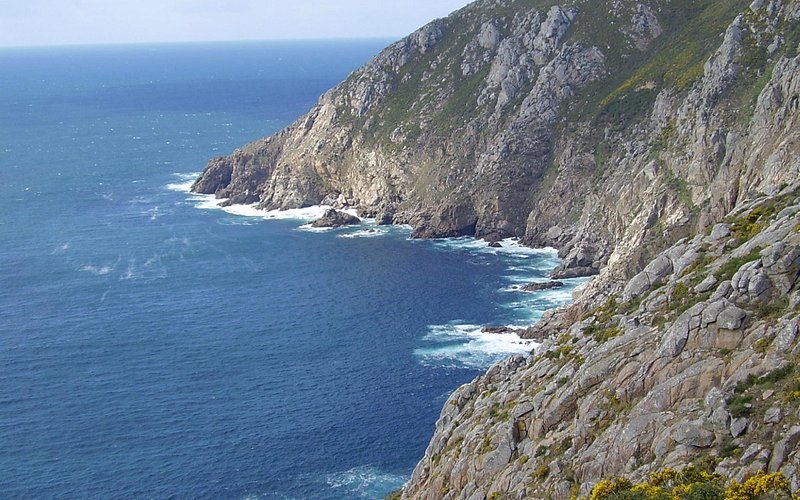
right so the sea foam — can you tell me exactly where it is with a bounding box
[414,322,539,370]
[169,171,359,223]
[325,465,407,499]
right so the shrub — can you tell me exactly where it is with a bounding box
[587,467,792,500]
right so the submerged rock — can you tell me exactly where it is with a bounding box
[520,280,565,292]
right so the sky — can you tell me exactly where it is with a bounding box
[0,0,474,47]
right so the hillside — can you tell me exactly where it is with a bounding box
[402,185,800,498]
[191,0,800,497]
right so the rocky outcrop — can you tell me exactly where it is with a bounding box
[401,186,800,498]
[309,209,360,228]
[519,281,566,293]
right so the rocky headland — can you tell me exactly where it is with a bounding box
[192,0,800,497]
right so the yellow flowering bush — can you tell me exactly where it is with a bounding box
[590,477,633,499]
[723,471,792,500]
[587,468,795,500]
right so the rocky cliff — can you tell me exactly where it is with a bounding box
[402,185,800,499]
[191,0,800,497]
[194,0,799,281]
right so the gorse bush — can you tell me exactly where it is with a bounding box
[587,468,795,500]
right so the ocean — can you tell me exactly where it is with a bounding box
[0,41,580,499]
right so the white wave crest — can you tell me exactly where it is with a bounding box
[338,228,387,238]
[80,264,114,276]
[165,172,201,192]
[427,237,557,258]
[414,322,538,369]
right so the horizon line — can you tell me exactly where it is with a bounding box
[0,36,401,51]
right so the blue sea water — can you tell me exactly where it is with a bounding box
[0,41,579,499]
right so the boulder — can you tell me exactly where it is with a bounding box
[481,326,520,335]
[520,281,565,292]
[310,209,361,228]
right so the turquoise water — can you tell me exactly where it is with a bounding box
[0,41,578,498]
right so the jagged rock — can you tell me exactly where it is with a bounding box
[520,281,565,292]
[551,266,599,279]
[768,426,800,472]
[481,326,519,335]
[309,209,361,228]
[764,407,783,424]
[410,202,478,239]
[716,304,747,331]
[696,275,719,293]
[623,255,673,301]
[711,223,732,240]
[191,157,232,195]
[731,418,749,438]
[741,443,766,464]
[674,422,715,448]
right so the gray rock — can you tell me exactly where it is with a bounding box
[701,299,727,327]
[696,275,719,293]
[761,242,787,268]
[310,209,361,228]
[731,418,749,438]
[520,281,565,292]
[764,407,783,424]
[645,255,674,280]
[768,426,800,472]
[478,21,502,50]
[747,271,773,303]
[674,423,714,448]
[711,281,733,301]
[710,223,732,240]
[740,443,765,464]
[546,225,563,240]
[717,305,747,330]
[711,407,731,431]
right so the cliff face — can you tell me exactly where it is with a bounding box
[191,0,800,496]
[402,185,800,498]
[193,0,799,281]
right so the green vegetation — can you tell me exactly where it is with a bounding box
[752,295,790,319]
[667,282,711,316]
[724,186,800,246]
[649,121,676,157]
[713,248,763,282]
[588,467,793,500]
[542,344,585,367]
[533,464,550,480]
[727,393,753,418]
[569,0,751,127]
[726,364,797,416]
[488,402,511,422]
[664,170,695,210]
[719,439,741,459]
[585,324,623,343]
[481,434,494,454]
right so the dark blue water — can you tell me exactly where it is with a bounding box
[0,42,578,499]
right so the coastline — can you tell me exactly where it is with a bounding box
[175,172,583,369]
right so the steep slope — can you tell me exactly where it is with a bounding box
[401,185,800,498]
[193,0,800,281]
